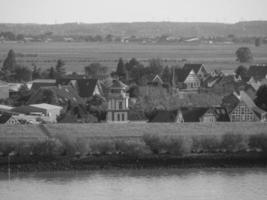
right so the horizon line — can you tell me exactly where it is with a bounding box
[0,20,267,26]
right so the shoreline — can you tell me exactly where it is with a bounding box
[0,153,266,172]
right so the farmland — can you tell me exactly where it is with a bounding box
[1,42,267,73]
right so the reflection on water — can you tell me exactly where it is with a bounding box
[0,168,267,200]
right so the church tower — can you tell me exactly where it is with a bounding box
[106,80,129,122]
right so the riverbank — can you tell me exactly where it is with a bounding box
[0,153,267,172]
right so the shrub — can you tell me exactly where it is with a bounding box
[249,133,267,153]
[192,135,221,153]
[89,140,116,155]
[32,139,64,156]
[143,134,192,156]
[221,132,249,152]
[142,134,166,154]
[115,140,150,156]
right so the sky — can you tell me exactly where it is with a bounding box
[0,0,267,24]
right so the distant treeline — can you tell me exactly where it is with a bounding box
[1,21,267,44]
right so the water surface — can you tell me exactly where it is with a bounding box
[0,168,266,200]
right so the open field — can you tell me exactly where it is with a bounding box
[1,42,267,73]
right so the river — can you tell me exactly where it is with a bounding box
[0,168,266,200]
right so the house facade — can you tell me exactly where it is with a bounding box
[106,80,129,122]
[225,91,267,122]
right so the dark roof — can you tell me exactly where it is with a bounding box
[180,107,209,122]
[57,78,101,98]
[149,110,179,123]
[111,79,128,89]
[183,64,204,74]
[221,93,240,113]
[0,114,12,124]
[12,106,42,115]
[247,65,267,81]
[175,68,191,82]
[76,79,98,98]
[31,82,56,91]
[27,85,84,106]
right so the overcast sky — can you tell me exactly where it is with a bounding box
[1,0,267,24]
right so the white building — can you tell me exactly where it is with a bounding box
[106,80,129,122]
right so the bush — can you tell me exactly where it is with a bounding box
[143,134,192,156]
[221,132,249,152]
[142,134,166,154]
[192,135,221,153]
[115,140,150,156]
[89,140,116,155]
[32,139,64,156]
[249,133,267,153]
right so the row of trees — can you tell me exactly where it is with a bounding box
[0,49,67,82]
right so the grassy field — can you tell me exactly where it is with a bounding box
[1,42,267,73]
[1,123,267,142]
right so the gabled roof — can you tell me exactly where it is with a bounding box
[76,79,99,98]
[152,75,163,84]
[57,78,102,98]
[183,64,204,74]
[180,107,209,122]
[30,103,63,110]
[175,68,192,82]
[247,65,267,81]
[31,82,56,91]
[27,85,84,106]
[110,79,128,89]
[148,110,179,123]
[224,90,266,118]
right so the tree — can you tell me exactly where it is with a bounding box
[2,49,16,72]
[235,65,248,81]
[55,59,66,78]
[32,63,42,80]
[161,66,172,83]
[255,84,267,111]
[15,83,32,106]
[14,65,32,82]
[84,63,109,80]
[147,58,163,76]
[116,58,126,79]
[235,47,253,63]
[255,38,262,47]
[48,67,56,79]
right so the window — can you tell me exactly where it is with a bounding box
[119,101,123,110]
[122,113,125,121]
[112,112,114,121]
[117,113,120,121]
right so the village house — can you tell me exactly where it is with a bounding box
[29,79,57,91]
[183,64,208,79]
[246,65,267,91]
[0,114,21,125]
[222,91,267,122]
[106,80,129,122]
[175,67,201,90]
[148,107,230,123]
[11,103,63,123]
[56,78,104,100]
[26,85,84,108]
